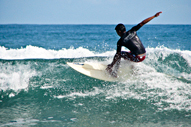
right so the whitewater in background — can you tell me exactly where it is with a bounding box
[0,24,191,126]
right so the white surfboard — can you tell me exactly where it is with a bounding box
[67,61,133,82]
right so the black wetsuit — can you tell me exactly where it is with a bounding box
[117,24,146,56]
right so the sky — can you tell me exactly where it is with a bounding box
[0,0,191,24]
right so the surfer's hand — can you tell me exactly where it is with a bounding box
[155,11,162,17]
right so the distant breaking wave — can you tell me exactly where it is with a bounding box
[0,45,115,59]
[0,45,191,61]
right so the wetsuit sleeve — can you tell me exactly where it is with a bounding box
[130,24,142,32]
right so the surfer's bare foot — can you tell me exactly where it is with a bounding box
[111,72,117,78]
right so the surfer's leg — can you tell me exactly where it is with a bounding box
[121,51,133,61]
[111,58,120,77]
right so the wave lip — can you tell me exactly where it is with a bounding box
[0,45,115,60]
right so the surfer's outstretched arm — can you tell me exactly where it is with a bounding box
[139,11,162,26]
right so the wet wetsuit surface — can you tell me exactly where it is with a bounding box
[117,24,146,55]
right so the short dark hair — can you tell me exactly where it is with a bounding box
[115,23,126,32]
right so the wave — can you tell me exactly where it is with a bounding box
[0,45,191,60]
[1,45,191,77]
[1,46,191,90]
[0,45,115,59]
[1,45,191,112]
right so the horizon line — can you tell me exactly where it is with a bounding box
[0,23,191,25]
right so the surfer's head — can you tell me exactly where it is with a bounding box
[115,23,126,37]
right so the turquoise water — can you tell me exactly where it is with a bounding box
[0,25,191,126]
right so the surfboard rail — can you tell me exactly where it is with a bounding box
[67,62,117,81]
[67,61,133,82]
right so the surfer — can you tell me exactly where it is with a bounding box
[106,11,162,77]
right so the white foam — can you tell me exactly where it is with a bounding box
[1,45,191,65]
[55,61,191,111]
[146,46,191,67]
[1,118,39,126]
[0,62,37,92]
[104,62,191,111]
[0,45,115,60]
[54,87,102,99]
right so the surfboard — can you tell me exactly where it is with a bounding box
[67,61,133,82]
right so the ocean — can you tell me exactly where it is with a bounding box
[0,24,191,127]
